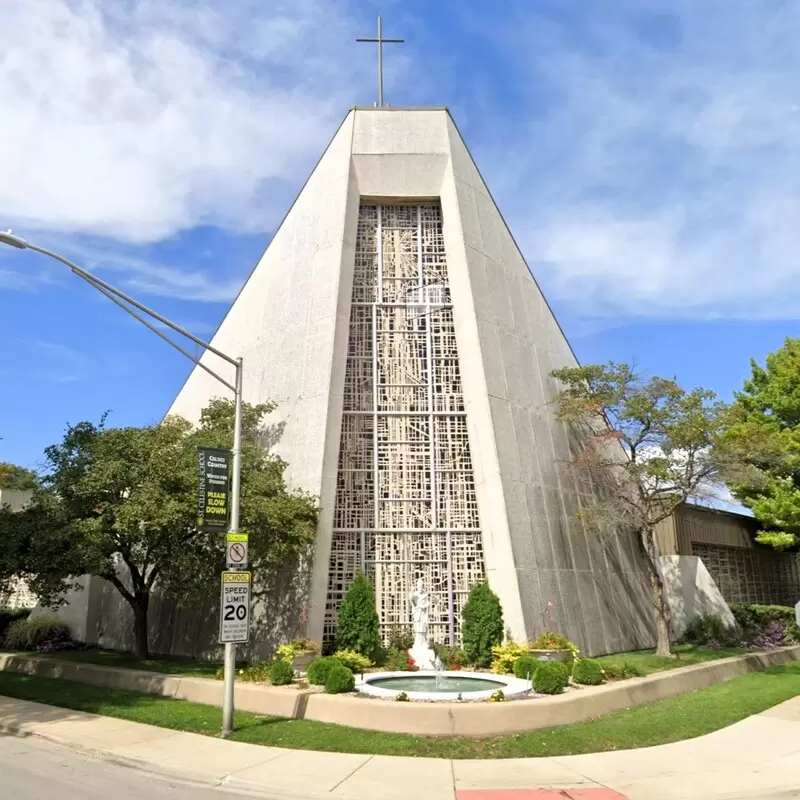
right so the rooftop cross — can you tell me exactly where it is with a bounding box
[356,16,404,107]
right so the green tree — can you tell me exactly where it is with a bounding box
[9,399,317,659]
[335,572,382,662]
[550,362,724,657]
[461,583,504,667]
[714,338,800,549]
[0,462,39,490]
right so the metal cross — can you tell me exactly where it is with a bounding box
[356,16,404,107]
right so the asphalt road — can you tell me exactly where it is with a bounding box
[0,734,277,800]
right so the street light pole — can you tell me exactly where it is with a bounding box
[222,356,243,736]
[1,230,243,737]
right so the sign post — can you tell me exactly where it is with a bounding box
[197,447,231,532]
[219,571,251,644]
[226,532,249,569]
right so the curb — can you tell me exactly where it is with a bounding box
[2,646,799,736]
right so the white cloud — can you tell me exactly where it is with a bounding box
[0,0,370,243]
[489,0,800,322]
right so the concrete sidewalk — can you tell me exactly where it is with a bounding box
[0,695,798,800]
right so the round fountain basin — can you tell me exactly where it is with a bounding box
[356,670,532,702]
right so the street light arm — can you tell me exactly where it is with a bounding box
[80,272,236,393]
[11,236,238,368]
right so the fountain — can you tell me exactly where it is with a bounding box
[356,578,531,702]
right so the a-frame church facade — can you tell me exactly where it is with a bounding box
[163,107,655,657]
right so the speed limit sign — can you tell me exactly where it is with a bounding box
[219,571,251,644]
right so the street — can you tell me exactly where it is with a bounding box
[0,734,278,800]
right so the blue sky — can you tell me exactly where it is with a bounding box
[2,0,799,484]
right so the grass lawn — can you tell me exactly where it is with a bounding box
[1,662,799,758]
[1,648,219,679]
[595,644,751,677]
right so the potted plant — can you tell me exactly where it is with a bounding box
[277,638,320,672]
[528,632,579,671]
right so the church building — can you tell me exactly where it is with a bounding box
[164,105,655,657]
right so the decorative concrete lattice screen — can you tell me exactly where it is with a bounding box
[324,203,486,647]
[693,543,800,607]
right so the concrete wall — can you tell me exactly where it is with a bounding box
[659,555,736,639]
[440,114,653,654]
[0,489,33,512]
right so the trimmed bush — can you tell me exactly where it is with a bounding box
[730,604,800,647]
[532,660,569,695]
[332,649,373,673]
[682,614,739,647]
[336,572,382,662]
[269,658,295,686]
[325,664,355,694]
[0,609,30,642]
[4,615,72,652]
[513,654,538,679]
[462,583,504,668]
[490,640,528,674]
[572,658,605,686]
[601,660,645,680]
[306,656,343,686]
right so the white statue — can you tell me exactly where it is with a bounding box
[408,577,436,670]
[409,577,429,649]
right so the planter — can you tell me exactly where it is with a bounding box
[528,648,572,664]
[293,652,316,672]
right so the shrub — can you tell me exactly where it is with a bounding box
[462,584,504,668]
[383,646,417,671]
[532,660,569,695]
[513,654,538,679]
[0,609,30,641]
[572,658,605,686]
[682,614,739,647]
[749,619,786,651]
[325,664,355,694]
[488,689,506,702]
[387,628,414,651]
[601,660,645,681]
[395,691,409,702]
[306,656,343,686]
[269,659,295,686]
[4,615,73,652]
[432,643,469,669]
[490,640,528,674]
[332,649,373,673]
[336,573,382,662]
[529,632,579,672]
[730,604,800,647]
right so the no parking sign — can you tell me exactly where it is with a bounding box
[226,532,248,568]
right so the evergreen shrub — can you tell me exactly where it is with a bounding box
[269,659,294,686]
[532,660,569,694]
[307,656,343,686]
[572,658,605,685]
[461,583,504,668]
[336,573,382,662]
[325,664,355,694]
[512,654,538,679]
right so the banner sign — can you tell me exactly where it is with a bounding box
[197,447,230,532]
